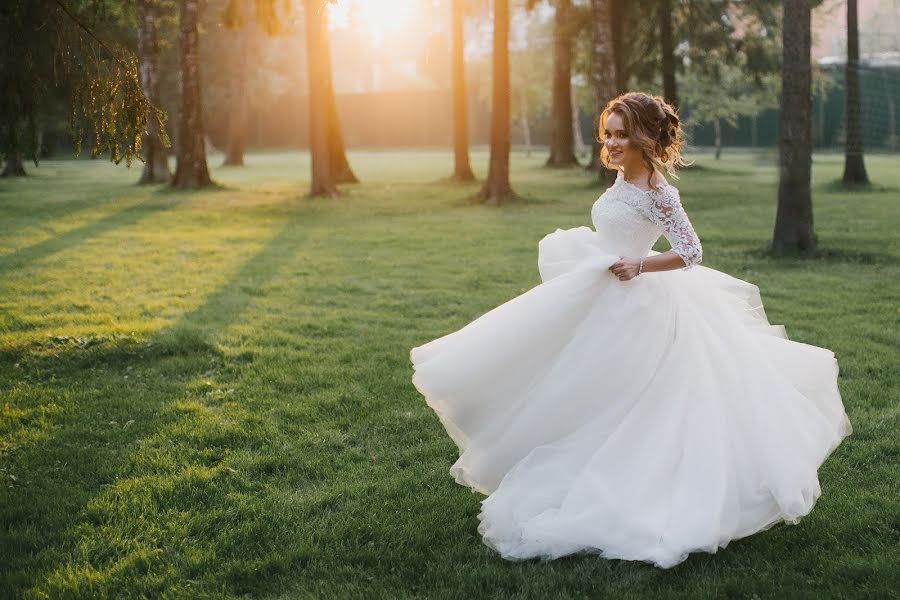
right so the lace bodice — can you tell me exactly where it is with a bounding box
[590,170,702,269]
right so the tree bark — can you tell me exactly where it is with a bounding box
[318,13,357,184]
[842,0,869,184]
[479,0,515,203]
[589,0,619,185]
[546,0,577,166]
[304,0,337,197]
[223,0,250,167]
[137,0,171,183]
[451,0,475,181]
[172,0,212,189]
[659,0,678,110]
[772,0,815,255]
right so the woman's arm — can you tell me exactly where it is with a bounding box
[608,251,685,281]
[608,186,701,281]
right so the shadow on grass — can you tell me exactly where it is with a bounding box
[0,197,182,274]
[452,190,555,208]
[0,213,311,595]
[680,162,758,178]
[744,244,894,265]
[0,192,143,246]
[430,174,482,186]
[817,179,899,194]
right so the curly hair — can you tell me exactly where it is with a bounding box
[597,92,692,185]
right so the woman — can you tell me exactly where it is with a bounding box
[409,92,851,568]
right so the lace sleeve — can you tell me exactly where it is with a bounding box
[645,187,703,269]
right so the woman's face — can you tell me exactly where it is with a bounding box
[602,112,642,171]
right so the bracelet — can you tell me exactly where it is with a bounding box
[638,257,644,275]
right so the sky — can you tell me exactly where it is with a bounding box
[328,0,433,47]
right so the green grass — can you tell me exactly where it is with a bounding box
[1,149,898,599]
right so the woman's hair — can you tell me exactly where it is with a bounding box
[597,92,692,183]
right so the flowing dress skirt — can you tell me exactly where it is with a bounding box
[410,226,852,568]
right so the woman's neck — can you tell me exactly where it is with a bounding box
[621,164,655,188]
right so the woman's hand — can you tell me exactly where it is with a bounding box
[608,257,641,281]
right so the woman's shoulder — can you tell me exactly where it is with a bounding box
[650,171,674,193]
[639,174,679,206]
[617,169,674,194]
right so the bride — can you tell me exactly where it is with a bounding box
[409,92,852,568]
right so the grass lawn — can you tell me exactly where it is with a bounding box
[1,149,898,599]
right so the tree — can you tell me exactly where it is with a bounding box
[1,0,163,177]
[543,0,578,166]
[658,0,677,109]
[479,0,516,203]
[451,0,475,181]
[319,10,357,185]
[681,60,779,159]
[214,0,353,189]
[611,0,626,92]
[842,0,868,184]
[772,0,815,255]
[675,0,783,157]
[172,0,212,188]
[511,26,553,159]
[303,0,336,196]
[222,0,253,167]
[588,0,620,183]
[471,7,552,161]
[137,0,172,183]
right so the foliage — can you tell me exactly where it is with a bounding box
[681,58,780,129]
[0,0,166,167]
[68,49,169,166]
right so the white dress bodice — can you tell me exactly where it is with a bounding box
[591,170,703,269]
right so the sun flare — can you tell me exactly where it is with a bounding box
[330,0,418,44]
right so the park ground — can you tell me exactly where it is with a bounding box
[0,149,898,598]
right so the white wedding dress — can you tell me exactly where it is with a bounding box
[409,170,852,568]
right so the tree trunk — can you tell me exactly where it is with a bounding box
[304,0,337,197]
[319,14,357,184]
[659,0,678,109]
[842,0,869,184]
[519,91,532,157]
[714,118,722,159]
[612,0,627,93]
[772,0,815,255]
[589,0,619,185]
[223,0,250,167]
[172,0,212,189]
[451,0,475,181]
[546,0,577,167]
[137,0,171,183]
[572,94,586,157]
[479,0,515,203]
[1,154,26,177]
[2,124,26,177]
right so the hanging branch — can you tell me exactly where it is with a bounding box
[53,0,169,165]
